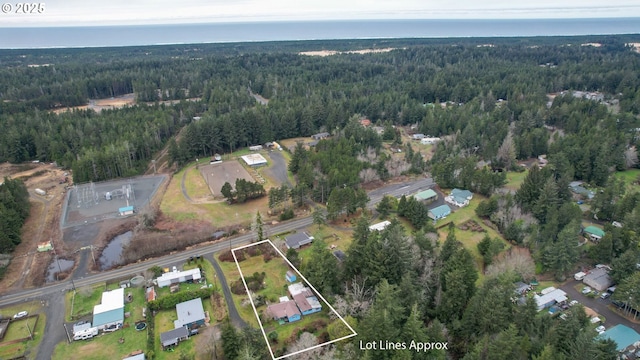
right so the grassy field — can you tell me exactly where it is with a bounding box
[153,307,196,360]
[505,170,528,191]
[0,301,47,360]
[54,285,149,360]
[66,285,105,322]
[615,169,640,190]
[216,257,260,328]
[184,166,212,200]
[233,247,335,355]
[160,167,271,227]
[436,196,510,281]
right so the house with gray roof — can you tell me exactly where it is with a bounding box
[160,327,189,349]
[285,232,314,249]
[583,268,614,292]
[173,299,205,331]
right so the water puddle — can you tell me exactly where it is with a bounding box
[45,258,75,282]
[99,231,133,270]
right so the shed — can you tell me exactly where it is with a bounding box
[249,145,262,151]
[583,268,613,291]
[428,204,451,220]
[413,189,438,202]
[514,282,531,295]
[584,226,605,241]
[160,326,189,349]
[598,325,640,352]
[119,206,135,216]
[174,299,206,330]
[285,232,314,249]
[286,271,297,283]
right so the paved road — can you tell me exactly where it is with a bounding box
[0,176,432,359]
[560,279,640,333]
[208,255,247,329]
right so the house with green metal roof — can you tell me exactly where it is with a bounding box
[584,226,605,241]
[445,189,473,207]
[428,204,451,220]
[413,189,438,203]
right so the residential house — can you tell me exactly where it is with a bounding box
[445,189,473,207]
[514,282,532,295]
[293,293,322,316]
[598,325,640,352]
[160,327,189,349]
[413,189,438,203]
[266,300,301,323]
[285,271,297,283]
[359,119,371,127]
[93,288,124,330]
[583,268,614,292]
[285,232,314,249]
[173,298,206,331]
[156,268,202,288]
[311,132,330,140]
[420,137,441,145]
[583,226,605,242]
[533,288,567,311]
[569,181,595,199]
[428,204,451,221]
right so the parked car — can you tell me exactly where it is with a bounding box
[582,286,592,294]
[13,311,28,319]
[596,325,606,333]
[601,292,611,300]
[569,300,579,307]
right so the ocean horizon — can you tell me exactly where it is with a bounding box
[1,18,639,49]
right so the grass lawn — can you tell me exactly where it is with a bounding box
[615,169,640,190]
[435,196,510,282]
[0,301,46,360]
[264,309,331,354]
[55,286,151,360]
[216,256,260,328]
[184,166,212,200]
[505,170,528,191]
[152,307,194,360]
[160,167,272,227]
[66,285,105,322]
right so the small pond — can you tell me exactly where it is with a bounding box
[99,231,133,270]
[45,258,75,282]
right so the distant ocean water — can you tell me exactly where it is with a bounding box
[1,18,639,49]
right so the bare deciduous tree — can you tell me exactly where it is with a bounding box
[486,247,535,280]
[624,146,638,169]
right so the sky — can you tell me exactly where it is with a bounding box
[1,0,639,27]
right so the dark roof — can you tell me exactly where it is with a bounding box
[293,294,313,312]
[333,250,346,262]
[285,232,313,248]
[160,327,189,346]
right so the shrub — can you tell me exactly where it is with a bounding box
[279,208,295,221]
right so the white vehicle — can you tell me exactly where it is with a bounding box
[35,188,46,196]
[73,327,98,340]
[595,325,606,333]
[13,311,28,319]
[582,286,592,294]
[569,300,579,307]
[574,272,586,281]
